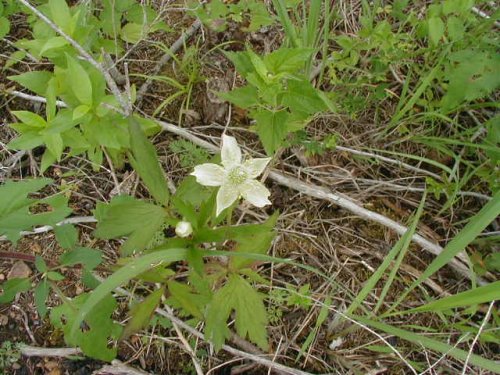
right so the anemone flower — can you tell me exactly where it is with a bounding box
[191,135,271,216]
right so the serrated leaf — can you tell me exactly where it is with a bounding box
[94,196,167,255]
[218,85,259,109]
[263,47,312,75]
[54,224,78,249]
[0,278,31,304]
[128,118,170,206]
[205,274,268,351]
[34,279,50,318]
[0,179,71,243]
[121,287,164,340]
[51,293,122,361]
[252,110,289,155]
[59,247,102,270]
[69,248,188,343]
[167,280,205,319]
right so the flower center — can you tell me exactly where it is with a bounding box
[227,167,248,185]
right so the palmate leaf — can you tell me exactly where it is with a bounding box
[252,109,289,155]
[121,287,164,340]
[205,274,268,351]
[69,248,188,342]
[441,49,500,111]
[0,179,72,243]
[94,195,167,255]
[51,293,122,361]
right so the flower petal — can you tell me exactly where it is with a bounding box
[243,157,271,178]
[191,163,225,186]
[239,179,271,208]
[216,183,239,216]
[221,134,242,169]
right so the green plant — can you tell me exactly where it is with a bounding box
[191,0,274,32]
[221,46,332,154]
[0,341,21,371]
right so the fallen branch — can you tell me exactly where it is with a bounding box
[155,120,482,284]
[0,216,96,242]
[0,89,484,282]
[20,346,150,375]
[109,282,312,375]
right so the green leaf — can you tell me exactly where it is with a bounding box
[206,274,268,351]
[59,247,102,270]
[0,278,31,304]
[34,279,50,318]
[407,281,500,314]
[43,133,64,161]
[72,104,90,120]
[69,248,188,342]
[121,287,164,339]
[447,16,464,41]
[428,17,444,46]
[51,293,122,361]
[54,224,78,249]
[252,110,289,155]
[40,36,68,55]
[441,50,500,111]
[40,149,57,173]
[167,280,206,319]
[224,50,255,78]
[0,17,10,39]
[35,256,48,273]
[8,132,44,150]
[12,111,46,128]
[120,23,144,43]
[0,179,71,243]
[396,191,500,306]
[47,271,65,281]
[229,212,278,270]
[49,0,71,33]
[353,315,500,373]
[9,71,53,96]
[263,47,312,75]
[94,196,167,255]
[4,50,27,70]
[128,118,170,206]
[218,85,259,109]
[66,54,93,106]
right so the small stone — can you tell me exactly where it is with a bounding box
[7,261,32,279]
[0,314,8,325]
[11,363,21,370]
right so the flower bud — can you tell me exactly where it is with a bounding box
[175,221,193,238]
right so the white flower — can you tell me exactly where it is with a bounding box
[191,134,272,216]
[175,221,193,238]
